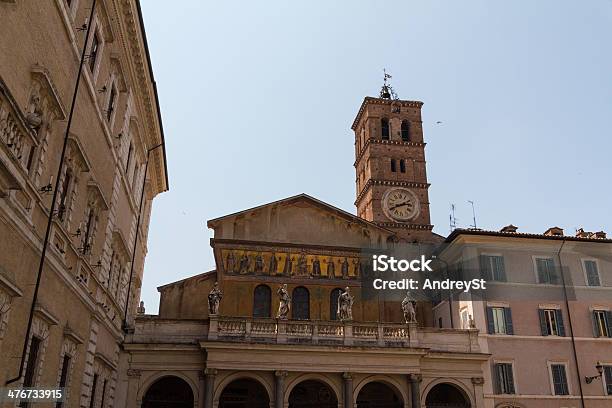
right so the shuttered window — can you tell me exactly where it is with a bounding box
[536,258,557,284]
[550,364,569,395]
[495,363,516,394]
[480,255,506,281]
[584,260,601,286]
[539,309,565,336]
[486,307,513,335]
[604,366,612,395]
[592,310,611,338]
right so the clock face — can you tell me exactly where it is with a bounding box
[382,188,420,222]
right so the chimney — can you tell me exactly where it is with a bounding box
[575,228,590,238]
[589,231,607,239]
[544,227,564,237]
[500,224,518,233]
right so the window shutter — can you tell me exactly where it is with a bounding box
[536,258,546,283]
[494,363,502,394]
[496,256,507,282]
[592,311,601,337]
[486,307,495,334]
[555,309,565,337]
[480,255,491,280]
[505,364,515,394]
[538,309,548,335]
[548,259,558,284]
[606,311,612,338]
[604,366,612,395]
[504,307,514,335]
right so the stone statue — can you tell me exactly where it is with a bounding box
[401,291,417,324]
[277,284,291,320]
[238,254,249,274]
[327,258,335,278]
[312,258,321,277]
[283,255,293,275]
[468,314,476,329]
[353,259,362,278]
[254,253,264,273]
[341,258,349,279]
[25,90,43,131]
[136,300,145,315]
[297,252,308,276]
[208,282,223,315]
[225,251,235,274]
[337,287,354,321]
[268,253,278,275]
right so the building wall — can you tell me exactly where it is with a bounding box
[0,1,166,407]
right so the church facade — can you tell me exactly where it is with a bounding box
[116,90,490,408]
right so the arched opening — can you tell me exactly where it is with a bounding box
[330,288,343,320]
[425,383,470,408]
[219,378,270,408]
[142,376,194,408]
[381,118,390,140]
[356,381,403,408]
[253,284,271,318]
[399,159,406,173]
[288,380,337,408]
[401,120,410,141]
[390,159,396,172]
[292,286,310,320]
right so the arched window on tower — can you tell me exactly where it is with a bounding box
[390,159,396,172]
[253,285,271,318]
[400,159,406,173]
[381,118,390,140]
[401,120,410,142]
[330,288,343,320]
[292,287,310,320]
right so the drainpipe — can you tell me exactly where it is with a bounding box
[557,239,585,408]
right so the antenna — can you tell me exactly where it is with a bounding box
[467,200,477,229]
[380,69,398,100]
[449,204,458,232]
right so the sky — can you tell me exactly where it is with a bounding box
[139,0,612,313]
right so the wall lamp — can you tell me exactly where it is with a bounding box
[585,361,604,384]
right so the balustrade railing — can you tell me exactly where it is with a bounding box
[207,316,479,352]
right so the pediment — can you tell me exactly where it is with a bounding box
[207,194,393,248]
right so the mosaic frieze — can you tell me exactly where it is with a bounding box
[220,249,366,279]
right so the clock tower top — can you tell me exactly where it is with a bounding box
[352,77,438,243]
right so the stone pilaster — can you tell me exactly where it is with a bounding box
[408,374,422,408]
[204,368,217,408]
[342,372,353,408]
[274,370,288,408]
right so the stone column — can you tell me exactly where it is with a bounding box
[471,377,485,408]
[342,372,353,408]
[198,370,206,408]
[408,374,421,408]
[275,370,288,408]
[204,368,217,408]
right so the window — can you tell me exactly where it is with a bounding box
[550,364,569,395]
[592,310,611,338]
[89,374,98,408]
[604,366,612,395]
[486,306,513,335]
[381,118,390,140]
[253,285,271,318]
[106,85,117,122]
[125,142,133,173]
[19,336,42,407]
[330,288,342,320]
[57,169,72,221]
[390,159,396,172]
[583,260,600,286]
[89,32,100,73]
[438,317,443,328]
[401,120,410,141]
[100,379,107,408]
[82,208,95,255]
[399,159,406,173]
[292,287,310,320]
[539,308,565,336]
[535,257,558,284]
[495,363,515,394]
[480,255,506,281]
[55,355,71,408]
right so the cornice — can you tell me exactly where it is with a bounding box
[355,179,430,206]
[352,96,424,130]
[354,138,426,167]
[375,222,434,231]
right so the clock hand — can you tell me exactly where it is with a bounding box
[389,201,412,210]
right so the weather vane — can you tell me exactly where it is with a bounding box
[380,69,398,100]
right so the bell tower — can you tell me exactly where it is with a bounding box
[352,75,437,243]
